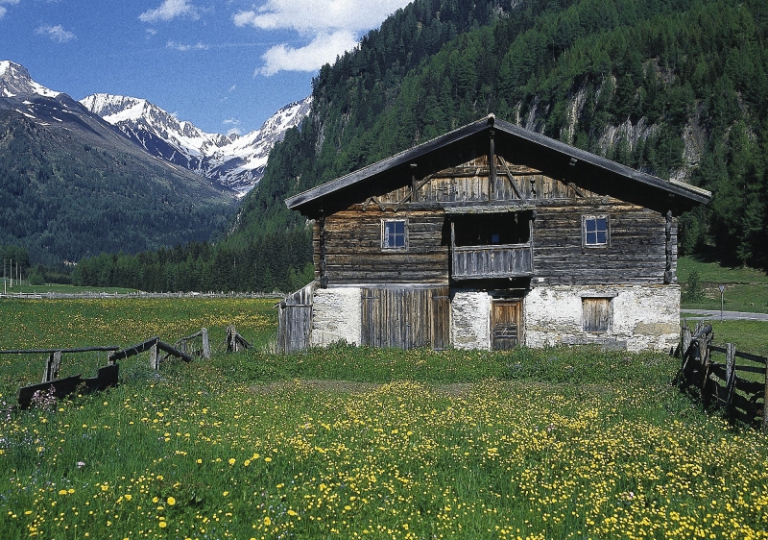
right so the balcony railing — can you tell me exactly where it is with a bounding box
[451,243,533,280]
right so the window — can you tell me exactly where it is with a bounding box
[382,220,407,249]
[582,297,611,333]
[583,215,609,246]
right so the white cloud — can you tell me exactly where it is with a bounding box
[234,0,410,75]
[259,30,358,76]
[139,0,199,23]
[234,0,408,34]
[0,0,20,15]
[35,24,76,43]
[166,40,209,51]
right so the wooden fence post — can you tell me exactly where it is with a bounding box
[724,343,736,420]
[681,323,692,358]
[227,325,238,352]
[201,328,210,359]
[150,343,160,370]
[42,351,63,383]
[763,358,768,432]
[698,334,711,405]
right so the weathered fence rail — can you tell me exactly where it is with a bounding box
[676,322,768,431]
[0,291,284,300]
[4,324,250,409]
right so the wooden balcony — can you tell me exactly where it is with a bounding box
[451,243,533,280]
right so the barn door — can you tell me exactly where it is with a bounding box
[491,300,522,350]
[361,288,446,350]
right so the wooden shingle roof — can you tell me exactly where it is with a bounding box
[285,114,711,216]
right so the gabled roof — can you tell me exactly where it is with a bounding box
[285,114,711,215]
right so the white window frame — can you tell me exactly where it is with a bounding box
[382,219,408,250]
[583,215,610,247]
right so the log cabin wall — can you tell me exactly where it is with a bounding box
[531,200,676,286]
[313,208,450,287]
[313,153,676,289]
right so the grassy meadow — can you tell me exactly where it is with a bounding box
[678,256,768,313]
[1,299,767,539]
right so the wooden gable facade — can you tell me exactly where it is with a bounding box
[278,115,711,353]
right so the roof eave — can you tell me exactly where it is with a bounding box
[285,115,712,212]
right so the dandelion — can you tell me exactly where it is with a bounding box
[228,458,236,465]
[264,516,271,526]
[167,496,176,506]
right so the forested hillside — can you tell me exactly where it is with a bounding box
[75,0,768,291]
[0,109,237,266]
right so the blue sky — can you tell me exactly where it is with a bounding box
[0,0,411,134]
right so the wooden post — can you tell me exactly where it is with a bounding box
[50,351,62,381]
[698,335,711,403]
[42,353,53,382]
[681,322,692,358]
[664,210,674,284]
[201,327,210,359]
[150,343,160,370]
[724,343,736,420]
[42,351,63,382]
[410,163,418,203]
[226,325,237,352]
[489,130,496,200]
[763,358,768,432]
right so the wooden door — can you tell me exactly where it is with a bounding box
[491,300,522,350]
[361,287,448,349]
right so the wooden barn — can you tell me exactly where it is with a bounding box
[277,115,711,353]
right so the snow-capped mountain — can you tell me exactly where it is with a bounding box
[0,60,61,98]
[0,60,238,265]
[81,93,312,195]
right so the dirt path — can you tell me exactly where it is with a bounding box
[681,309,768,321]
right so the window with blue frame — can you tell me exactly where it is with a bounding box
[583,215,609,246]
[382,219,407,249]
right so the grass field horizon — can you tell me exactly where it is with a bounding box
[1,298,767,539]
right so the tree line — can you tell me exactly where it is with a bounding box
[74,0,768,291]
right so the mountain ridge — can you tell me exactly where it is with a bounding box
[81,93,312,195]
[0,60,238,265]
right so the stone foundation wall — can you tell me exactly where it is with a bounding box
[451,291,492,350]
[310,287,362,347]
[524,284,680,352]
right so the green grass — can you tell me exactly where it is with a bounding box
[1,300,768,539]
[678,255,768,313]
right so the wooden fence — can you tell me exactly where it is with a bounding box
[3,328,215,409]
[675,322,768,431]
[0,291,283,300]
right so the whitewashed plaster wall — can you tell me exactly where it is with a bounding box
[310,287,362,346]
[451,291,492,350]
[524,284,680,352]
